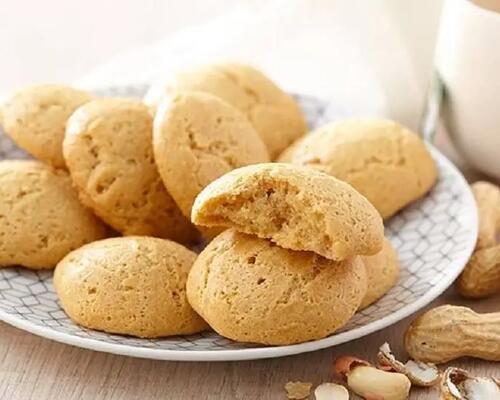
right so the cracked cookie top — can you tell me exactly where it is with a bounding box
[145,63,307,158]
[0,84,93,168]
[63,98,197,243]
[279,119,437,219]
[186,229,367,345]
[0,160,108,269]
[54,236,208,338]
[153,91,270,225]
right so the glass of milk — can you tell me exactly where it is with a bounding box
[435,0,500,180]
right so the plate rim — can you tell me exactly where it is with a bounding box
[0,144,478,361]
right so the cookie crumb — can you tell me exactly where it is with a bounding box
[284,381,312,399]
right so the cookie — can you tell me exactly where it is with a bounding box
[0,160,108,269]
[54,236,208,338]
[64,98,197,243]
[153,91,269,225]
[279,119,438,219]
[145,63,307,158]
[186,229,367,345]
[358,238,400,310]
[0,85,93,167]
[192,163,384,260]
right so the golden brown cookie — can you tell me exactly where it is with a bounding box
[0,85,93,167]
[63,98,197,243]
[145,63,307,158]
[54,236,208,338]
[186,229,367,345]
[358,238,400,310]
[0,160,108,269]
[192,163,384,260]
[152,91,269,225]
[279,119,437,219]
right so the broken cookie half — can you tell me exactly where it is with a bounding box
[192,163,384,260]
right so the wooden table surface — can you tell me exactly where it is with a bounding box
[0,290,498,399]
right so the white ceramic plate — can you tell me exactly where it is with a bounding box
[0,85,477,361]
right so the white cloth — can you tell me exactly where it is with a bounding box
[78,0,443,130]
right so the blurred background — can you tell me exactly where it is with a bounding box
[0,0,231,92]
[1,0,444,129]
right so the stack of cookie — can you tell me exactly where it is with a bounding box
[183,159,421,344]
[0,62,437,344]
[186,163,383,344]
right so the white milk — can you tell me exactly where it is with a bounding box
[436,0,500,180]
